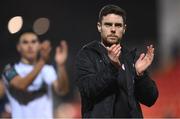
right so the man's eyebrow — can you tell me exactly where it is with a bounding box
[21,38,38,42]
[115,23,123,26]
[31,39,38,41]
[21,39,28,43]
[104,22,113,25]
[31,39,38,42]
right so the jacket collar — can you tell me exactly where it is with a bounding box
[84,40,137,61]
[83,40,106,55]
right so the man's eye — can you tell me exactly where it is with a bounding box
[22,40,28,44]
[104,23,112,27]
[32,40,37,44]
[105,25,110,27]
[115,24,123,27]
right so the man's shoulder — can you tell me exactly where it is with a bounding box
[79,40,104,55]
[2,63,18,83]
[3,63,15,71]
[81,40,99,50]
[77,41,102,62]
[2,62,17,75]
[43,64,55,70]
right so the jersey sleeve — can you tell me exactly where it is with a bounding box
[2,64,18,85]
[43,65,58,86]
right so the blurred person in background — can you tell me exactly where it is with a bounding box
[76,4,158,118]
[0,78,11,118]
[2,31,69,119]
[54,89,81,118]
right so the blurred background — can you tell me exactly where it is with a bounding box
[0,0,180,118]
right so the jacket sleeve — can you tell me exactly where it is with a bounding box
[76,48,118,102]
[134,71,159,107]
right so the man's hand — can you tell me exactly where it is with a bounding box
[135,45,154,76]
[106,44,121,68]
[40,40,51,62]
[54,40,69,95]
[55,40,68,66]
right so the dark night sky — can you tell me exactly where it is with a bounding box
[0,0,157,92]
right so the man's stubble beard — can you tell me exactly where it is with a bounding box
[101,37,121,47]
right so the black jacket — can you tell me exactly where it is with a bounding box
[76,41,158,118]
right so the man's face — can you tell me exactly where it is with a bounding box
[17,33,40,61]
[97,14,126,46]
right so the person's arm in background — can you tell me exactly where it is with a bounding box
[0,79,11,118]
[0,79,5,98]
[53,41,69,96]
[0,80,11,118]
[5,41,51,91]
[134,45,159,107]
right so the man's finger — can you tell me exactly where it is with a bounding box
[147,46,155,60]
[61,40,68,53]
[151,47,154,54]
[109,44,117,51]
[148,44,154,54]
[114,47,121,55]
[149,48,154,57]
[116,51,121,57]
[112,44,120,53]
[146,45,153,57]
[138,53,145,61]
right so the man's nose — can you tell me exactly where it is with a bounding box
[29,44,34,49]
[110,26,116,33]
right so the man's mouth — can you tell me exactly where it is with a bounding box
[28,50,34,54]
[108,36,117,38]
[108,37,118,40]
[108,35,118,38]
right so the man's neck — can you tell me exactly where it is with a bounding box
[20,57,37,65]
[100,40,121,48]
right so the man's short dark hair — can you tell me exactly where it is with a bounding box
[19,30,37,38]
[98,4,126,24]
[17,30,39,43]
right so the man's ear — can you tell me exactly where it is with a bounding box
[97,22,101,33]
[123,24,127,34]
[16,44,20,53]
